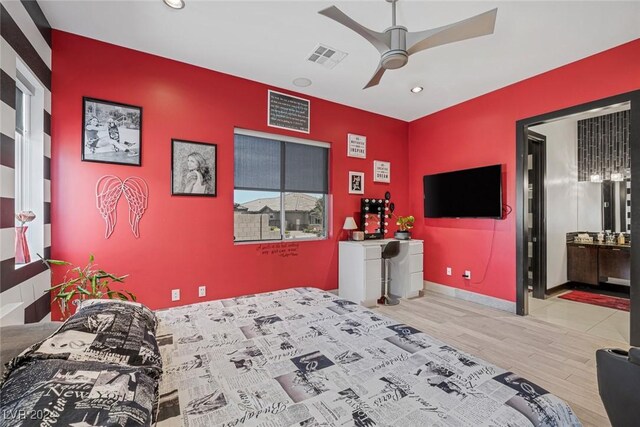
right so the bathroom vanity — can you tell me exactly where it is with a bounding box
[567,241,630,285]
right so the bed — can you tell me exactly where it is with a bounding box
[154,287,581,426]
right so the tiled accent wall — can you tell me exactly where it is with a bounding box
[0,0,52,324]
[577,110,630,181]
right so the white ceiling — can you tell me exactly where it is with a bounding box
[39,1,640,121]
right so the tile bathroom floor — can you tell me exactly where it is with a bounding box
[528,291,630,343]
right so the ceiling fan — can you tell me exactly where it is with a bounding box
[318,0,498,89]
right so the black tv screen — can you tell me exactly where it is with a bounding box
[423,165,502,218]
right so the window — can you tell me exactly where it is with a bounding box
[14,62,44,267]
[234,130,329,242]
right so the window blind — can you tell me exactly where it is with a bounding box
[284,142,328,193]
[15,88,24,134]
[234,133,328,193]
[234,134,281,191]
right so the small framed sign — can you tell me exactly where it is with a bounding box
[347,133,366,158]
[268,90,310,133]
[349,171,365,194]
[373,160,391,183]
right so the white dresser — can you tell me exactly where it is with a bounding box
[338,239,424,307]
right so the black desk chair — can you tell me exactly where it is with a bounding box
[378,240,400,306]
[596,347,640,427]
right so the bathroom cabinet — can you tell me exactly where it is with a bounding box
[567,242,630,285]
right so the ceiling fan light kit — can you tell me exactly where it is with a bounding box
[163,0,185,10]
[319,0,498,89]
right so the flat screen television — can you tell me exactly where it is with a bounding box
[423,164,502,219]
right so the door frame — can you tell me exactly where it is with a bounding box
[527,130,547,299]
[515,90,640,346]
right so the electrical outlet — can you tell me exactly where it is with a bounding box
[446,267,452,276]
[198,285,206,297]
[171,289,180,301]
[464,270,471,280]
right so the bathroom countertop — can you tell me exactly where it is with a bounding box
[566,241,630,249]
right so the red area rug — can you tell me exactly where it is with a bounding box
[558,290,629,312]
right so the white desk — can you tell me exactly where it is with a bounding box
[338,239,423,307]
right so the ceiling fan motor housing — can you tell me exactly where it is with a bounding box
[381,26,408,69]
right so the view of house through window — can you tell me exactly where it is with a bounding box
[234,130,329,242]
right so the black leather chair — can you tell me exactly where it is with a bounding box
[596,347,640,427]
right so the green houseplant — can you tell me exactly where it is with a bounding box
[394,215,415,240]
[45,254,136,318]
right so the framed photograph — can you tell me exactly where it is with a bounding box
[349,171,364,195]
[171,139,217,197]
[373,160,391,183]
[347,133,366,158]
[82,97,142,166]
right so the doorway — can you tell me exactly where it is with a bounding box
[516,90,640,346]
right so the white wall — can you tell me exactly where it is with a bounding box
[531,120,578,289]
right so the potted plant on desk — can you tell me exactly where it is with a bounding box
[394,215,415,240]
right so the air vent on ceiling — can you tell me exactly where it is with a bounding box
[307,44,347,69]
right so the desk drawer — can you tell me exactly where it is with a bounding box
[364,245,381,260]
[410,254,423,273]
[409,242,423,255]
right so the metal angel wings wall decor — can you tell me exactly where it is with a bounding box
[96,175,149,238]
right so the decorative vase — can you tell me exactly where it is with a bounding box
[15,225,31,264]
[394,230,411,240]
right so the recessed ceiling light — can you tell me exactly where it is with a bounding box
[411,86,423,93]
[163,0,185,9]
[293,78,312,88]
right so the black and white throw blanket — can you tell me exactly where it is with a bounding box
[155,288,581,426]
[1,301,161,427]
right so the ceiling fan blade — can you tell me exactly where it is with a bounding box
[363,64,386,89]
[406,8,497,56]
[319,6,390,54]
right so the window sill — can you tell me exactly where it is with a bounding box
[14,260,37,270]
[234,237,328,246]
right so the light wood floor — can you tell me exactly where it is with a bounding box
[376,291,630,427]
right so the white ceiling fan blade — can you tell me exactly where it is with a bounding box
[319,6,390,54]
[363,63,387,89]
[406,8,498,56]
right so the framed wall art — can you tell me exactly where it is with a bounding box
[82,97,142,166]
[171,139,217,197]
[347,133,366,158]
[373,160,391,183]
[349,171,365,195]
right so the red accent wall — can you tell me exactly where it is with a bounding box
[51,31,409,318]
[408,39,640,302]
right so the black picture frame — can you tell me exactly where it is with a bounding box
[171,139,217,197]
[82,97,142,166]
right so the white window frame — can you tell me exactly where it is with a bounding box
[233,129,330,244]
[14,60,45,268]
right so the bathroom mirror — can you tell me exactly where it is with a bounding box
[360,198,389,239]
[577,180,630,233]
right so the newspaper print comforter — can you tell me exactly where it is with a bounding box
[155,287,581,427]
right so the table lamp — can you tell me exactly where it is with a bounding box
[343,217,358,240]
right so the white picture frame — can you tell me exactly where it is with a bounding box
[347,134,366,158]
[373,160,391,183]
[349,171,365,194]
